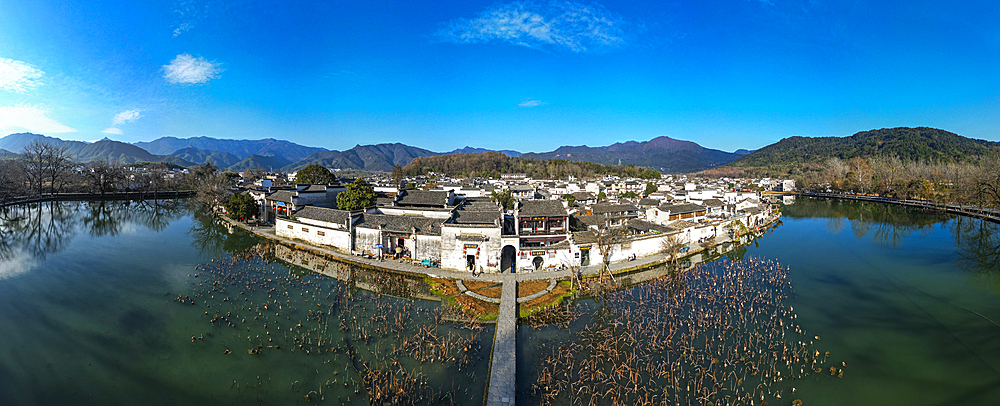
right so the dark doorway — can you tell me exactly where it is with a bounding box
[466,255,475,271]
[500,245,516,273]
[581,248,590,266]
[532,256,543,271]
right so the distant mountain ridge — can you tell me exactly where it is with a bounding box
[446,146,522,157]
[0,133,191,166]
[287,143,439,172]
[133,136,326,162]
[727,127,1000,168]
[169,147,242,168]
[520,136,742,173]
[0,132,752,173]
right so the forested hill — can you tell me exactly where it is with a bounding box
[402,151,661,179]
[728,127,1000,169]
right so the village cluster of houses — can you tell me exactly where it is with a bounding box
[235,174,788,273]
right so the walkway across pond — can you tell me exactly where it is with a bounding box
[221,213,778,405]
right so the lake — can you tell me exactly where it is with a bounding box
[1,198,998,405]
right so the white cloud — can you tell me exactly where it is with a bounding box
[102,127,124,135]
[0,249,38,280]
[437,1,627,53]
[0,58,44,93]
[162,54,222,84]
[173,21,194,37]
[112,109,143,125]
[519,98,549,107]
[0,105,76,134]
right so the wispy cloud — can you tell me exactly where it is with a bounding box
[436,1,627,53]
[173,21,194,37]
[519,98,549,107]
[0,58,44,93]
[162,54,222,84]
[101,127,124,135]
[0,249,38,280]
[0,105,76,134]
[113,109,143,125]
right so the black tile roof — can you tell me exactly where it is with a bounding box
[626,219,673,234]
[702,198,725,207]
[572,230,598,244]
[658,203,706,214]
[395,190,448,207]
[592,203,640,215]
[355,213,444,234]
[294,206,352,225]
[451,210,500,225]
[266,190,295,203]
[517,200,567,217]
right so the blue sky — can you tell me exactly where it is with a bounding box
[1,0,998,153]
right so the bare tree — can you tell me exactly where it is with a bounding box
[44,144,73,194]
[0,159,26,202]
[659,232,683,268]
[973,155,1000,208]
[595,228,621,282]
[21,140,48,196]
[83,160,126,196]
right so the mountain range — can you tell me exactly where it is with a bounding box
[17,128,980,175]
[727,127,1000,169]
[520,136,742,173]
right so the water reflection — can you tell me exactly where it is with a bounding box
[951,216,1000,290]
[0,199,187,264]
[174,239,491,404]
[783,197,948,247]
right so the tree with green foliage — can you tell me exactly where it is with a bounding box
[561,193,577,207]
[491,189,514,210]
[644,182,658,197]
[621,191,638,199]
[337,178,376,210]
[597,192,607,202]
[295,164,336,185]
[224,193,258,220]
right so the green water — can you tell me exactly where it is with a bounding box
[2,198,999,405]
[0,200,491,405]
[517,197,1000,405]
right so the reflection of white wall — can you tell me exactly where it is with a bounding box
[0,249,38,280]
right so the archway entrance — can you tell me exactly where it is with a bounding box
[500,245,516,273]
[532,256,544,271]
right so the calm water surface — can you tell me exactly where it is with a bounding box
[517,197,1000,405]
[2,198,999,405]
[0,200,491,405]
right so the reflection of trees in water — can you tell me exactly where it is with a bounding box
[785,197,947,246]
[81,199,187,237]
[0,199,187,261]
[187,210,229,257]
[82,200,128,237]
[0,201,78,260]
[133,199,184,232]
[950,216,1000,290]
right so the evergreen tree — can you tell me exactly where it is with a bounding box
[295,164,336,185]
[224,193,258,220]
[644,182,658,197]
[338,178,376,210]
